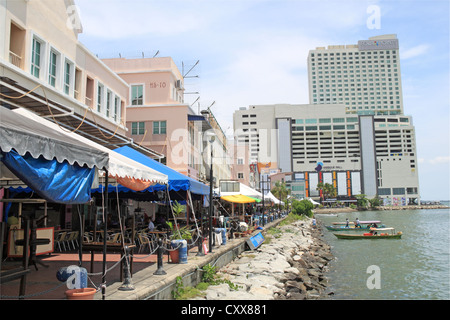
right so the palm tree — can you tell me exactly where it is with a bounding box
[271,181,290,209]
[316,182,337,203]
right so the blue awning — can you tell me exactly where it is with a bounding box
[2,149,95,204]
[113,146,209,195]
[1,106,109,204]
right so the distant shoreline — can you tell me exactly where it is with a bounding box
[313,204,449,214]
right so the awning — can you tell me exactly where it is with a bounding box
[12,108,168,191]
[114,146,209,195]
[0,106,108,169]
[248,196,261,203]
[217,182,262,199]
[1,106,109,204]
[266,191,284,204]
[221,194,256,204]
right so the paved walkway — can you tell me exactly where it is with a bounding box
[1,221,281,300]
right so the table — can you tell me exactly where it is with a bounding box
[82,242,136,282]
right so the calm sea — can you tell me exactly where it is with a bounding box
[317,204,450,300]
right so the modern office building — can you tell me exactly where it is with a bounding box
[234,103,420,204]
[234,34,420,205]
[308,34,403,116]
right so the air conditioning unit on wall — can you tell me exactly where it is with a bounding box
[176,80,183,89]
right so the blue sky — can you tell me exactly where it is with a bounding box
[75,0,449,200]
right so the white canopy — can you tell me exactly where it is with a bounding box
[308,198,320,205]
[216,182,262,198]
[265,191,284,205]
[1,106,108,169]
[12,108,168,190]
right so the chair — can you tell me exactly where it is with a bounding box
[137,233,151,254]
[109,233,122,243]
[55,231,67,252]
[69,231,79,250]
[84,232,93,243]
[64,232,76,251]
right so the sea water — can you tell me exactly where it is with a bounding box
[317,206,450,300]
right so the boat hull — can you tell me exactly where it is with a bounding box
[334,233,402,240]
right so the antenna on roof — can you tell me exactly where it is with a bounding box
[119,53,121,58]
[142,52,145,58]
[153,50,160,58]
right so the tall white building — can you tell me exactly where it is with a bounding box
[308,34,403,116]
[233,35,420,205]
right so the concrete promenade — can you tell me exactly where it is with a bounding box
[0,219,282,300]
[98,219,282,300]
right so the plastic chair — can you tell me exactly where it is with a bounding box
[64,232,76,251]
[55,231,67,252]
[109,233,122,243]
[137,233,152,254]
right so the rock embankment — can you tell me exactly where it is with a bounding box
[197,219,333,300]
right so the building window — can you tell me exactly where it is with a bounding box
[131,85,143,105]
[64,60,73,95]
[131,122,145,135]
[237,158,244,165]
[97,83,104,113]
[238,173,244,179]
[153,121,167,134]
[31,37,42,78]
[48,50,59,87]
[114,96,120,122]
[106,90,112,117]
[393,188,405,195]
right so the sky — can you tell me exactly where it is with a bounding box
[74,0,450,201]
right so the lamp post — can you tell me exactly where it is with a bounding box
[208,136,215,253]
[261,174,265,226]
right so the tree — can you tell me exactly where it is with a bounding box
[316,182,337,202]
[355,194,369,209]
[291,199,314,217]
[271,181,290,209]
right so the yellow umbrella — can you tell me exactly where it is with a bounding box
[220,194,256,203]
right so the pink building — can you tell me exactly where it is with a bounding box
[102,57,204,179]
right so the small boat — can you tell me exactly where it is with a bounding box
[332,220,382,225]
[325,224,385,231]
[333,228,402,240]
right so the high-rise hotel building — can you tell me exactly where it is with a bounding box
[308,34,403,116]
[234,35,420,205]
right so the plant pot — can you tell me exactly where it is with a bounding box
[170,239,187,264]
[65,287,97,300]
[169,247,179,263]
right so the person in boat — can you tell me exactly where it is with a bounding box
[355,218,361,228]
[345,218,350,228]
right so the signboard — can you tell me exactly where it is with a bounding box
[7,227,54,257]
[246,232,264,250]
[358,39,399,50]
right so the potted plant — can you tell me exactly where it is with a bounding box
[167,201,192,263]
[167,222,192,264]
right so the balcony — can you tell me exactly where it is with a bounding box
[9,51,22,69]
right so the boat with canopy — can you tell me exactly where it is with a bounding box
[333,227,402,239]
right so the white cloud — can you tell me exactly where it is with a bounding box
[401,44,430,60]
[428,156,450,165]
[417,156,450,165]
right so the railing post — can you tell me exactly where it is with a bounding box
[153,238,166,275]
[118,246,135,291]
